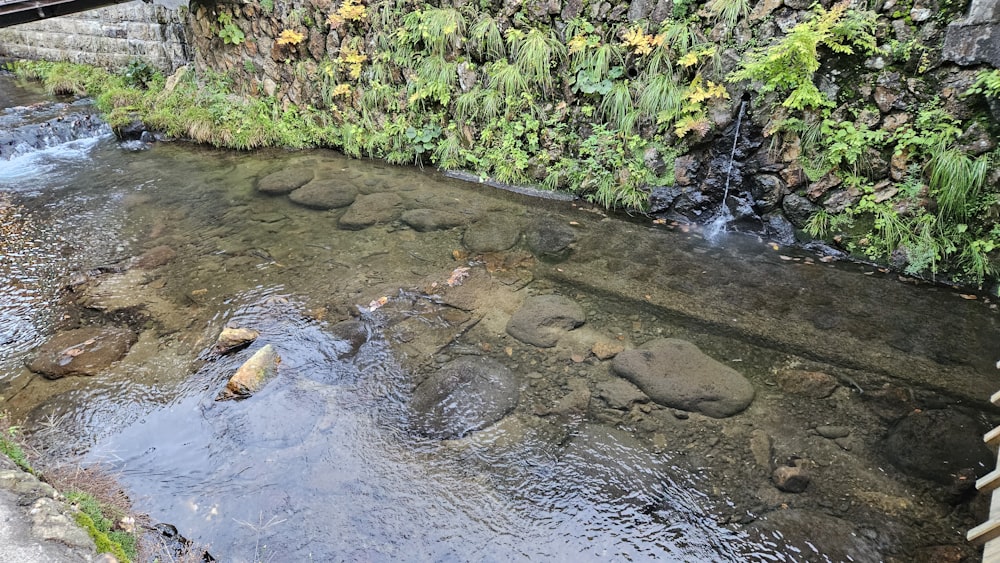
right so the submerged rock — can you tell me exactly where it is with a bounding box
[525,217,577,261]
[554,423,668,506]
[338,192,402,230]
[611,338,754,418]
[26,326,137,379]
[881,409,992,485]
[748,509,886,561]
[410,356,519,439]
[506,294,586,348]
[134,245,177,269]
[256,168,314,195]
[462,217,523,253]
[774,369,838,398]
[327,319,368,359]
[288,180,358,209]
[218,344,281,400]
[213,327,260,355]
[400,209,467,231]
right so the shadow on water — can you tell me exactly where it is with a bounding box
[1,76,998,562]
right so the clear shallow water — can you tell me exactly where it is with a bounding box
[1,76,998,562]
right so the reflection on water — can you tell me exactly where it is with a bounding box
[1,76,997,562]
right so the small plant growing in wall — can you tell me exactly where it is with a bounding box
[276,29,306,46]
[216,13,245,46]
[326,0,367,30]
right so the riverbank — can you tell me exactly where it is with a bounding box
[0,452,103,563]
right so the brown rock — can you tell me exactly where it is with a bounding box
[218,344,280,400]
[134,245,177,269]
[772,464,810,493]
[592,341,624,360]
[27,326,136,379]
[774,369,838,398]
[214,327,260,354]
[913,545,966,563]
[806,172,842,199]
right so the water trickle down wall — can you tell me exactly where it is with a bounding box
[0,0,192,72]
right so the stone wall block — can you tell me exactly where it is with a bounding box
[0,0,190,72]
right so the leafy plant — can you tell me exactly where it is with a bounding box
[327,0,367,29]
[406,123,442,159]
[621,25,665,56]
[965,69,1000,99]
[120,59,156,89]
[216,13,245,46]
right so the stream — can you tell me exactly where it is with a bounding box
[1,73,999,562]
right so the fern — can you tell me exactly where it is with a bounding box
[966,69,1000,99]
[728,2,879,111]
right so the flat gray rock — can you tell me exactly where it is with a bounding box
[257,168,314,195]
[611,338,754,418]
[410,356,519,439]
[400,209,467,232]
[506,294,585,348]
[338,193,402,230]
[288,180,357,210]
[462,217,523,253]
[525,217,577,261]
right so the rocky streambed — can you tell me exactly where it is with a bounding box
[1,99,998,560]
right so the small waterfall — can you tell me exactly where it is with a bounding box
[705,94,750,240]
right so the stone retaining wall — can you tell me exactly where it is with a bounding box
[0,1,192,72]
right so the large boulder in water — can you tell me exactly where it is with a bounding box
[27,326,137,379]
[881,409,993,485]
[257,168,314,195]
[611,338,754,418]
[410,356,519,439]
[506,295,586,348]
[462,217,523,253]
[525,217,577,261]
[338,193,403,230]
[400,209,468,232]
[288,180,358,210]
